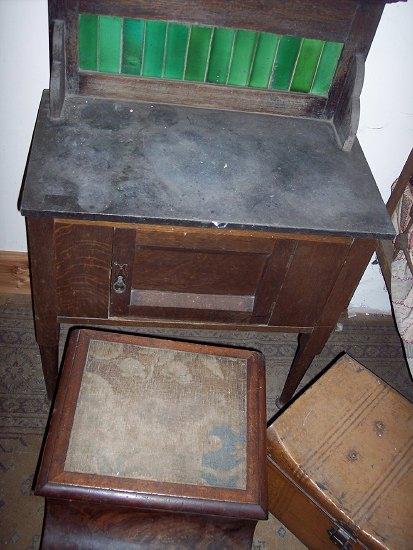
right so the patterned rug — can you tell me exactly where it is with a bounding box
[0,294,411,549]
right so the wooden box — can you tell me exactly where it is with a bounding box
[267,355,413,549]
[35,329,267,548]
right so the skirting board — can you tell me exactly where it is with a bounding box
[0,251,30,295]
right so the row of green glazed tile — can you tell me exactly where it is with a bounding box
[79,14,343,96]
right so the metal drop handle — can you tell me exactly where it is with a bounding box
[113,275,126,294]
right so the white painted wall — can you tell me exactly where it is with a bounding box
[0,0,412,311]
[0,0,49,251]
[351,0,413,313]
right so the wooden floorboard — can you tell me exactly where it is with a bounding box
[0,251,30,295]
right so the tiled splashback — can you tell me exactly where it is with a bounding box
[79,14,343,96]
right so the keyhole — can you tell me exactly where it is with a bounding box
[113,275,126,294]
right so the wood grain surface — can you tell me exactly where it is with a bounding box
[26,217,59,399]
[269,240,350,327]
[42,499,257,549]
[0,251,30,295]
[268,355,413,549]
[54,221,113,318]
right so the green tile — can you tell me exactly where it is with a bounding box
[227,30,257,86]
[97,15,122,73]
[142,20,167,78]
[79,13,98,71]
[271,35,301,90]
[122,18,144,75]
[311,41,343,96]
[206,27,235,84]
[164,22,189,80]
[185,26,213,82]
[249,32,279,89]
[79,14,342,96]
[290,38,324,93]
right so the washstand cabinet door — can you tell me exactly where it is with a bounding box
[109,226,351,326]
[109,226,289,323]
[53,221,351,327]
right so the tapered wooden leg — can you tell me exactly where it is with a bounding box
[39,345,59,400]
[26,217,59,400]
[278,239,377,408]
[278,327,333,407]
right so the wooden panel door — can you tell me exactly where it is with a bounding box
[109,224,352,326]
[109,225,296,323]
[269,239,352,327]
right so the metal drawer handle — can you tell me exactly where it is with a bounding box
[113,275,126,294]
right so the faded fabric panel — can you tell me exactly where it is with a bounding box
[65,340,247,489]
[391,178,413,377]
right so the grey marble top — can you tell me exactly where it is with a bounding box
[20,91,394,239]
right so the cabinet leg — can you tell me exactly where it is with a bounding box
[277,239,377,407]
[26,217,59,400]
[39,344,59,400]
[278,327,332,407]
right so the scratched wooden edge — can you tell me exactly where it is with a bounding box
[35,328,267,520]
[78,72,327,120]
[19,215,394,242]
[75,0,356,43]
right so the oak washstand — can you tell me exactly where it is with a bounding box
[20,0,395,404]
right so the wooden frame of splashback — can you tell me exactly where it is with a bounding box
[48,0,386,121]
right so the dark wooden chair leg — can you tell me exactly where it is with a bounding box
[278,326,332,407]
[39,345,59,400]
[26,217,60,400]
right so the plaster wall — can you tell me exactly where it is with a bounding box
[352,0,413,313]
